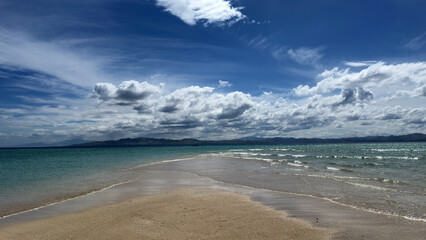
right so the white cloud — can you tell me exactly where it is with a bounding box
[406,32,426,50]
[0,28,110,89]
[93,83,118,101]
[295,62,426,96]
[155,0,246,26]
[218,80,232,88]
[93,80,163,103]
[291,85,315,97]
[247,36,324,70]
[2,61,426,146]
[248,36,271,50]
[343,61,378,67]
[287,47,324,67]
[87,60,425,140]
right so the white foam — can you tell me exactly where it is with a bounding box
[402,216,426,223]
[269,148,290,151]
[327,167,340,171]
[288,163,303,167]
[345,182,396,192]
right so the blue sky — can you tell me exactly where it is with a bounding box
[0,0,425,147]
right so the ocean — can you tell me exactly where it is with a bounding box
[0,142,425,221]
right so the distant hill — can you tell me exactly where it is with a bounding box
[70,133,426,148]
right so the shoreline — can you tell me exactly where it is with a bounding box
[0,178,139,221]
[2,156,425,223]
[0,156,202,219]
[1,157,425,239]
[146,156,426,222]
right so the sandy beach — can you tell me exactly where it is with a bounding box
[0,188,330,240]
[0,157,425,239]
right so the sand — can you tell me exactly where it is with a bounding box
[0,188,331,240]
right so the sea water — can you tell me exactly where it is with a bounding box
[0,143,425,221]
[212,142,426,221]
[0,146,234,217]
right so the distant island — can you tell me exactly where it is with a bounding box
[66,133,426,148]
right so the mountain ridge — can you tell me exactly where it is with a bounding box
[68,133,426,148]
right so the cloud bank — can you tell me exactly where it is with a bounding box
[88,61,426,139]
[155,0,246,26]
[1,61,425,146]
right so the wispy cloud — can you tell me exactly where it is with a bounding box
[287,47,324,67]
[248,36,324,68]
[155,0,246,26]
[218,80,232,88]
[0,28,111,89]
[343,61,378,67]
[405,32,426,50]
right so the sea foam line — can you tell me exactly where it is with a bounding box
[200,173,426,223]
[0,156,209,220]
[0,178,138,220]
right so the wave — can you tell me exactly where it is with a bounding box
[373,178,408,185]
[344,182,397,192]
[287,162,310,169]
[268,148,290,151]
[326,167,340,171]
[326,166,353,173]
[317,155,421,160]
[371,148,414,152]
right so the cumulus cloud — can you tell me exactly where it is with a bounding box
[217,103,251,119]
[93,80,163,104]
[93,82,254,131]
[115,81,163,101]
[155,0,245,26]
[93,83,117,101]
[332,87,373,107]
[294,62,426,96]
[3,61,426,147]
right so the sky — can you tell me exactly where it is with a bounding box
[0,0,425,147]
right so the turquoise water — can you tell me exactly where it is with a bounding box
[0,143,425,220]
[0,145,239,217]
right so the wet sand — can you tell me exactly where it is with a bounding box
[0,157,425,239]
[0,189,330,240]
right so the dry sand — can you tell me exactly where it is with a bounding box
[0,188,331,240]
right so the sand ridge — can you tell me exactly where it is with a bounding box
[0,188,331,240]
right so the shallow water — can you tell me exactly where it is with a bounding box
[0,142,425,221]
[208,143,426,221]
[0,146,236,217]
